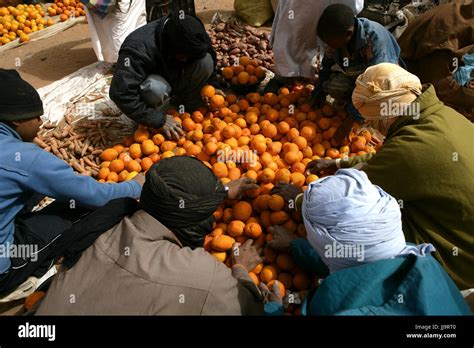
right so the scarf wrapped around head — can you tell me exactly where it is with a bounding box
[302,169,434,273]
[162,11,212,60]
[140,156,227,249]
[352,63,423,121]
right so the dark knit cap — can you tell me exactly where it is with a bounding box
[0,69,44,121]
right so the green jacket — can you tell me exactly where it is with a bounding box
[342,85,474,289]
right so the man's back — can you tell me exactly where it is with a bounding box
[37,210,263,315]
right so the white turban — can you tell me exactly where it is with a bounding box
[302,169,434,273]
[352,63,423,120]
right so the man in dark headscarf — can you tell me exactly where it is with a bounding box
[37,156,265,315]
[110,11,217,140]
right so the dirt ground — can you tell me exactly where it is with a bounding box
[0,0,265,89]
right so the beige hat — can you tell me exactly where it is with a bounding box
[352,63,422,120]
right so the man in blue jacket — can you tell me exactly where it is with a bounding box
[0,69,143,294]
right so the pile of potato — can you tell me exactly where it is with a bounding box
[208,20,273,70]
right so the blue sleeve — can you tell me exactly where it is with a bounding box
[264,302,285,316]
[26,150,142,208]
[368,26,401,66]
[291,238,329,277]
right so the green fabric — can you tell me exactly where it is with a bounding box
[341,152,374,168]
[307,254,470,315]
[352,85,474,289]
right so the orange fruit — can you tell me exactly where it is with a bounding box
[244,222,263,239]
[212,162,228,178]
[109,159,125,173]
[201,85,215,98]
[268,195,285,211]
[237,71,250,84]
[129,143,142,159]
[100,148,118,161]
[275,168,291,184]
[260,265,278,283]
[259,168,275,184]
[118,170,129,182]
[255,66,265,78]
[270,211,290,225]
[233,201,252,222]
[318,118,332,130]
[276,253,295,271]
[321,103,335,117]
[141,139,156,155]
[140,157,153,171]
[351,136,367,152]
[293,273,310,290]
[161,141,177,152]
[211,251,226,262]
[248,272,259,285]
[290,172,306,187]
[186,144,201,156]
[306,174,319,185]
[210,94,225,108]
[284,151,300,165]
[98,167,110,180]
[211,235,235,251]
[252,262,264,274]
[222,66,234,79]
[277,121,290,134]
[106,172,119,183]
[126,159,141,173]
[267,280,285,297]
[227,220,245,237]
[152,133,165,146]
[182,118,196,132]
[239,56,251,66]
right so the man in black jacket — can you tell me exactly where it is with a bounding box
[110,12,216,140]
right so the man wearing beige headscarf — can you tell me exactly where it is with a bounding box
[307,63,474,290]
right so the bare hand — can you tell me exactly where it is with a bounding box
[225,177,259,200]
[333,117,353,144]
[271,182,303,207]
[162,115,184,141]
[258,282,283,305]
[267,226,297,251]
[231,240,262,271]
[132,173,146,186]
[305,159,338,176]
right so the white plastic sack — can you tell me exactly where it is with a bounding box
[85,0,147,63]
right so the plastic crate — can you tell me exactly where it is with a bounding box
[146,0,195,22]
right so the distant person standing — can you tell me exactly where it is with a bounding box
[268,0,364,89]
[83,0,147,63]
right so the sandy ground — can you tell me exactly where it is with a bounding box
[0,0,272,89]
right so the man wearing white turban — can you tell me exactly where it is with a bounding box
[307,63,474,290]
[266,169,470,315]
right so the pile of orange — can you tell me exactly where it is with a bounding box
[95,83,377,314]
[47,0,86,22]
[0,4,54,45]
[221,56,266,87]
